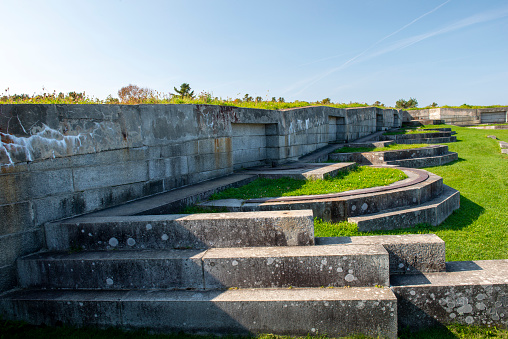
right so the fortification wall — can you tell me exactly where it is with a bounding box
[0,104,401,291]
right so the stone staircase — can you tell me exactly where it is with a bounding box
[1,210,400,338]
[2,204,507,337]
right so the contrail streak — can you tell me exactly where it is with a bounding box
[292,0,452,96]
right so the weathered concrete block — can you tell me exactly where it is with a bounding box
[0,288,398,338]
[316,234,446,274]
[18,250,206,290]
[0,172,31,205]
[70,147,147,168]
[0,264,16,291]
[33,193,87,225]
[0,229,43,267]
[202,244,389,288]
[72,161,149,191]
[45,210,315,251]
[0,289,123,328]
[392,260,508,331]
[0,202,35,236]
[29,169,74,198]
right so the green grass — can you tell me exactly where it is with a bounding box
[1,319,507,339]
[210,166,407,200]
[333,143,430,153]
[316,125,508,262]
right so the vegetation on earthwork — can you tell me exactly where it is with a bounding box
[333,143,430,153]
[316,125,508,262]
[210,166,407,200]
[395,97,419,109]
[2,86,505,110]
[1,318,507,339]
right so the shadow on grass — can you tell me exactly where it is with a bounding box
[439,195,485,230]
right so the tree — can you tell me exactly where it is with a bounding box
[395,97,418,109]
[271,97,277,102]
[174,83,194,99]
[430,102,438,108]
[278,97,285,103]
[118,84,152,104]
[373,101,384,107]
[255,96,263,103]
[243,94,253,102]
[321,98,331,104]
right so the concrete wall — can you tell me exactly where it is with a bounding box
[0,104,401,292]
[405,107,508,125]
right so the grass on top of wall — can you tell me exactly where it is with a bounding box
[333,143,430,153]
[209,166,407,200]
[316,125,508,262]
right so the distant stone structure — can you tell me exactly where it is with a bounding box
[403,107,508,125]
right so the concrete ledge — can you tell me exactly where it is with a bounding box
[202,244,389,288]
[17,250,206,290]
[392,260,508,331]
[328,145,449,165]
[45,210,315,251]
[348,185,459,231]
[316,234,446,274]
[0,288,398,338]
[85,174,257,217]
[386,152,458,168]
[244,162,356,180]
[395,136,457,144]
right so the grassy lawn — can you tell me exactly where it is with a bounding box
[316,125,508,262]
[210,166,407,200]
[333,143,430,153]
[1,320,507,339]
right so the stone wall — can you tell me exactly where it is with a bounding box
[0,104,401,292]
[405,107,508,125]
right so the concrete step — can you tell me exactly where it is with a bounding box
[328,145,449,164]
[385,152,458,168]
[392,259,508,332]
[45,210,315,251]
[316,234,446,275]
[201,169,444,223]
[17,249,206,290]
[395,136,457,144]
[243,162,356,180]
[348,185,460,232]
[201,244,389,288]
[0,287,398,338]
[17,244,389,290]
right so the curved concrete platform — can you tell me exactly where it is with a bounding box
[328,145,458,168]
[199,167,456,228]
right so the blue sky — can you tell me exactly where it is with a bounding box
[1,0,507,106]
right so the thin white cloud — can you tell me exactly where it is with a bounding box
[291,0,453,96]
[291,1,508,97]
